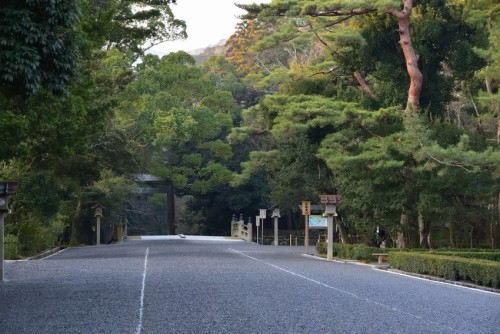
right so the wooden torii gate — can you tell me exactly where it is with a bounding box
[134,174,176,235]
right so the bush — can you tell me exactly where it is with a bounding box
[17,213,66,256]
[352,245,380,261]
[429,251,500,262]
[316,241,328,255]
[333,243,353,258]
[316,242,381,262]
[388,252,500,288]
[4,234,19,259]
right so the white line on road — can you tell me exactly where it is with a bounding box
[229,248,466,334]
[136,247,149,334]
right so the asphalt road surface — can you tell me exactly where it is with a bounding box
[1,236,499,334]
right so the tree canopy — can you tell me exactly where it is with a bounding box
[1,0,499,254]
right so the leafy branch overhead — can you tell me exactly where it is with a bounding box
[229,0,499,247]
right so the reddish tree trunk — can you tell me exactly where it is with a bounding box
[386,0,423,112]
[387,1,423,249]
[353,71,375,98]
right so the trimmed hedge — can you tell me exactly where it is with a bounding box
[316,242,381,262]
[429,251,500,262]
[388,252,500,288]
[316,241,327,255]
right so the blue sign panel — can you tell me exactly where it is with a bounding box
[309,215,327,229]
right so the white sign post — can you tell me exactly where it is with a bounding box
[259,209,266,244]
[255,215,260,244]
[271,208,280,246]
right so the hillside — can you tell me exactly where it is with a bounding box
[191,39,227,64]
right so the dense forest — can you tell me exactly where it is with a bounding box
[0,0,499,257]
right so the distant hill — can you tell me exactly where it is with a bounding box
[191,39,227,65]
[146,39,228,64]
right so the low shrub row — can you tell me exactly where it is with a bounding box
[428,251,500,262]
[316,242,382,262]
[388,252,500,288]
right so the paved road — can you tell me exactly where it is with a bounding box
[1,236,499,334]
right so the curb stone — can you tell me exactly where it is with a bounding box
[27,247,64,260]
[384,268,500,294]
[303,253,500,294]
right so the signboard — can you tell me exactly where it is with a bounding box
[259,209,266,219]
[301,201,311,216]
[308,215,327,229]
[255,215,260,227]
[319,194,341,204]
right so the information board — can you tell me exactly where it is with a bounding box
[308,215,327,229]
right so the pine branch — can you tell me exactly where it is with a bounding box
[353,71,375,98]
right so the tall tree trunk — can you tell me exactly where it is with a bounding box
[69,198,82,245]
[166,183,176,235]
[427,229,432,249]
[491,217,495,250]
[397,209,408,249]
[468,225,474,249]
[497,119,500,144]
[386,1,422,250]
[287,208,293,230]
[418,212,430,249]
[448,220,455,248]
[336,219,350,244]
[486,76,492,94]
[386,0,423,112]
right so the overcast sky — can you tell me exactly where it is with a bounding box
[149,0,271,56]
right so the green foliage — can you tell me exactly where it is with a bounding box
[121,52,238,197]
[428,251,500,262]
[15,211,66,256]
[389,252,500,288]
[316,242,381,261]
[80,0,186,60]
[1,0,499,251]
[316,241,326,255]
[4,234,19,260]
[91,169,137,210]
[0,0,81,95]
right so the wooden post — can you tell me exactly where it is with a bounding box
[327,215,334,261]
[96,216,101,246]
[260,219,264,244]
[305,215,309,253]
[248,223,253,243]
[274,217,278,246]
